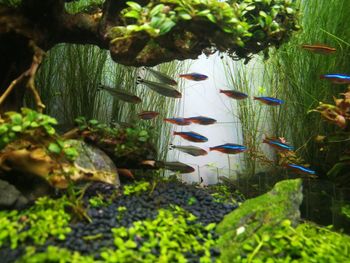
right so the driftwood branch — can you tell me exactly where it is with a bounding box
[0,41,45,112]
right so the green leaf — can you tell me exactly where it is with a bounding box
[124,10,140,19]
[159,19,176,35]
[88,119,99,126]
[63,147,79,160]
[259,11,267,18]
[204,223,216,231]
[10,113,22,125]
[0,125,9,135]
[196,10,210,16]
[44,125,56,135]
[246,5,256,11]
[11,125,22,132]
[126,1,142,12]
[30,122,39,128]
[150,4,164,17]
[286,7,294,14]
[48,143,62,154]
[206,14,217,23]
[179,12,192,20]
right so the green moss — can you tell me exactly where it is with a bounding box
[230,220,350,263]
[216,179,303,262]
[0,196,71,249]
[216,178,350,262]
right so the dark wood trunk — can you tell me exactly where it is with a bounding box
[0,33,33,112]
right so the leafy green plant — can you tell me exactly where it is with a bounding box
[20,246,95,263]
[0,108,57,149]
[264,0,350,175]
[100,207,217,263]
[0,196,71,249]
[109,0,299,61]
[123,181,151,196]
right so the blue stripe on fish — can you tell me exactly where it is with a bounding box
[256,97,284,104]
[181,132,207,140]
[213,143,247,150]
[321,74,350,80]
[287,164,316,175]
[266,140,294,150]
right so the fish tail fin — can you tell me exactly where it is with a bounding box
[253,96,258,100]
[173,131,179,136]
[320,75,326,79]
[219,89,224,93]
[209,147,214,151]
[169,143,175,150]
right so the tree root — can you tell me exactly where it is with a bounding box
[0,41,45,113]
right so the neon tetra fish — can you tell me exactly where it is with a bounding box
[320,74,350,84]
[169,144,208,156]
[173,131,208,143]
[144,67,177,86]
[254,96,284,106]
[98,85,142,104]
[209,143,247,154]
[285,164,316,176]
[186,116,217,125]
[220,90,248,100]
[301,44,336,54]
[138,111,159,120]
[137,77,182,98]
[164,118,191,126]
[263,138,294,151]
[179,73,208,81]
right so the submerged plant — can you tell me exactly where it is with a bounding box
[0,196,71,249]
[100,207,217,263]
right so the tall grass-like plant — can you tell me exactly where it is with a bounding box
[265,0,350,174]
[104,61,190,160]
[34,44,108,126]
[222,57,276,177]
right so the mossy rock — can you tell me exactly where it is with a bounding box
[216,179,303,262]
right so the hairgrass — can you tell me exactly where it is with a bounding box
[33,44,108,126]
[265,0,350,174]
[34,46,190,161]
[222,57,274,177]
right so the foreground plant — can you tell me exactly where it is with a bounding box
[0,108,117,190]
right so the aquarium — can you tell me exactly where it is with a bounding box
[1,0,350,262]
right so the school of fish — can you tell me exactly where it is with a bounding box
[98,45,343,176]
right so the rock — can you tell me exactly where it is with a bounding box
[216,179,303,262]
[0,179,28,209]
[52,140,120,188]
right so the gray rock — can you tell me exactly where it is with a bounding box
[0,179,28,209]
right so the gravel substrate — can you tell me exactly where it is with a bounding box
[1,180,238,262]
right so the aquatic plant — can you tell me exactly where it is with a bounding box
[74,117,157,168]
[0,109,117,189]
[228,219,350,263]
[0,196,71,249]
[123,181,151,196]
[100,207,217,263]
[222,57,272,176]
[265,0,350,174]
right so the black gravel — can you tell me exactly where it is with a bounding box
[1,181,238,262]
